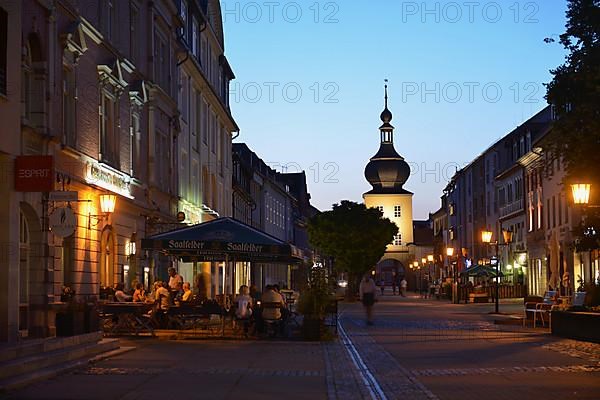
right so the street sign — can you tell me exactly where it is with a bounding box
[49,191,78,202]
[49,207,77,238]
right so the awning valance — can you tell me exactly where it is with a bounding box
[141,217,302,263]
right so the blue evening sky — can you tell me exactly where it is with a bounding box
[222,1,568,219]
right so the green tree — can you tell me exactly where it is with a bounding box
[307,200,398,298]
[544,0,600,185]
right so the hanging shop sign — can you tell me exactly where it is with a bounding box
[49,207,77,238]
[85,162,133,198]
[49,191,78,202]
[14,156,54,192]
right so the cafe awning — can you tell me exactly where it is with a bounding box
[460,264,504,278]
[141,217,303,263]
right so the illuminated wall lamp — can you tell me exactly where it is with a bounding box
[571,183,591,205]
[88,194,117,229]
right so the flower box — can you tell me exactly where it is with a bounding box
[551,311,600,343]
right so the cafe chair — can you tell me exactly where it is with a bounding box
[261,301,283,338]
[523,290,557,328]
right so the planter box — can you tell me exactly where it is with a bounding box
[302,318,323,341]
[56,310,85,337]
[551,311,600,343]
[469,293,489,303]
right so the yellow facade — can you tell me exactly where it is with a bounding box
[364,193,415,266]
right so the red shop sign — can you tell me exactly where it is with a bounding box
[15,155,54,192]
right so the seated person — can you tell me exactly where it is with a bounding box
[155,282,171,311]
[261,285,285,320]
[132,283,145,302]
[114,283,132,302]
[235,285,253,319]
[272,284,289,319]
[181,282,193,303]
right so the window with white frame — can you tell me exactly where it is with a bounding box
[192,160,199,204]
[201,35,208,69]
[129,105,141,177]
[192,17,199,58]
[99,88,118,166]
[393,234,402,246]
[0,7,6,95]
[181,73,188,122]
[202,100,208,144]
[180,150,188,198]
[376,205,384,214]
[62,64,77,148]
[104,0,116,41]
[194,90,201,150]
[156,131,170,190]
[130,3,140,63]
[154,29,169,91]
[211,113,217,153]
[394,205,401,218]
[180,0,188,37]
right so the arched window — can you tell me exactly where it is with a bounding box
[100,227,116,288]
[21,41,32,120]
[19,210,29,334]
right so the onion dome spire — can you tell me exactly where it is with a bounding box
[364,81,411,194]
[380,83,393,124]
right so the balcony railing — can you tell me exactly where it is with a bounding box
[499,198,524,218]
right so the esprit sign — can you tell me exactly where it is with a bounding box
[15,156,54,192]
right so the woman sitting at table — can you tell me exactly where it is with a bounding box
[155,281,171,311]
[114,283,132,302]
[133,283,145,302]
[235,285,253,336]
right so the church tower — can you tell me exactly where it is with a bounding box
[363,84,414,274]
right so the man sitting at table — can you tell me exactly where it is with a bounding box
[181,282,193,302]
[114,283,132,302]
[261,285,285,320]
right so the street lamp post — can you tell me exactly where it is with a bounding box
[570,182,599,283]
[481,229,514,314]
[427,254,434,298]
[412,261,420,295]
[446,247,457,303]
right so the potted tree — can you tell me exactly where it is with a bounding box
[298,264,333,341]
[56,286,86,336]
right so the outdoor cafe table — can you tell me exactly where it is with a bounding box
[100,302,155,336]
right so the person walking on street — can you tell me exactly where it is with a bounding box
[360,274,377,326]
[400,278,407,297]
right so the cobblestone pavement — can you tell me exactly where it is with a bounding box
[336,295,600,400]
[4,340,329,400]
[5,297,600,400]
[541,338,600,364]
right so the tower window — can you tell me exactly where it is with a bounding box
[394,205,401,218]
[376,205,384,214]
[393,234,402,246]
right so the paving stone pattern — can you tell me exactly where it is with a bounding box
[341,317,439,400]
[322,340,376,400]
[413,364,600,377]
[78,366,325,377]
[542,339,600,365]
